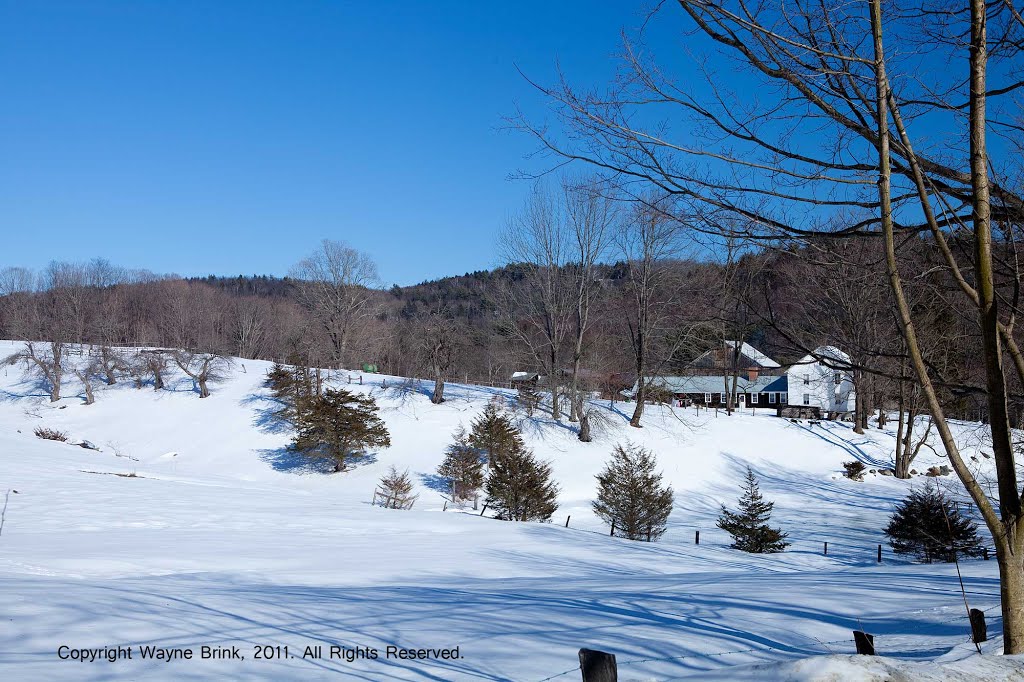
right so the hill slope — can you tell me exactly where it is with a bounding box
[0,341,1014,680]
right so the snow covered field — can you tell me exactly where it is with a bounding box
[0,340,1018,680]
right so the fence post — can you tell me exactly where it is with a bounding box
[984,547,990,560]
[824,541,828,556]
[565,516,571,528]
[647,527,652,542]
[443,501,447,512]
[970,609,987,643]
[877,544,882,563]
[578,648,617,682]
[610,522,615,537]
[853,631,875,655]
[695,530,700,545]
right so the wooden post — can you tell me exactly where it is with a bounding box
[443,501,447,512]
[824,541,828,556]
[970,609,987,643]
[877,544,882,563]
[479,504,488,517]
[578,648,617,682]
[565,516,571,528]
[610,522,615,537]
[695,530,700,545]
[853,631,875,655]
[646,527,652,542]
[983,547,989,560]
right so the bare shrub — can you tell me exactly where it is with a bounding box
[843,460,867,482]
[34,427,69,442]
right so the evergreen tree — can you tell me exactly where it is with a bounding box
[290,388,390,472]
[593,443,674,541]
[885,481,984,563]
[436,426,486,507]
[717,467,789,553]
[469,399,521,463]
[266,360,315,425]
[376,466,418,509]
[485,440,559,522]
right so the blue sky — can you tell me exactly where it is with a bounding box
[0,1,671,286]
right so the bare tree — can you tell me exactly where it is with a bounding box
[497,185,573,420]
[72,358,102,405]
[289,240,380,368]
[96,346,129,386]
[229,298,268,359]
[134,351,169,391]
[7,341,66,402]
[618,202,686,427]
[564,178,616,435]
[171,350,231,398]
[417,306,461,404]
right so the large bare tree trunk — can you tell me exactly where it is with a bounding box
[870,0,1024,651]
[432,375,445,404]
[966,0,1024,651]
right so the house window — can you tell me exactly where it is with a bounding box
[720,393,727,404]
[834,372,842,385]
[781,392,788,404]
[704,392,711,404]
[769,392,776,404]
[803,374,810,385]
[751,393,758,404]
[803,393,810,405]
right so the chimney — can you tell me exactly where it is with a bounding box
[747,367,759,381]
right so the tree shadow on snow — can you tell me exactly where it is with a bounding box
[257,447,378,475]
[418,472,451,495]
[1,568,997,680]
[241,392,293,435]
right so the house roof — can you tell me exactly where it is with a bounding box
[642,374,788,395]
[725,341,781,368]
[791,346,852,369]
[687,341,781,371]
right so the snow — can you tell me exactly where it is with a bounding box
[0,340,1015,680]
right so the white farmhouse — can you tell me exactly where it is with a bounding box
[785,346,855,416]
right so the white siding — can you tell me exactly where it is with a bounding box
[785,347,855,413]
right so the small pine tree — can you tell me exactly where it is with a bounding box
[437,426,485,507]
[376,466,418,509]
[290,388,391,472]
[266,361,316,425]
[593,443,674,541]
[717,467,789,553]
[885,481,984,563]
[469,399,521,463]
[485,441,559,522]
